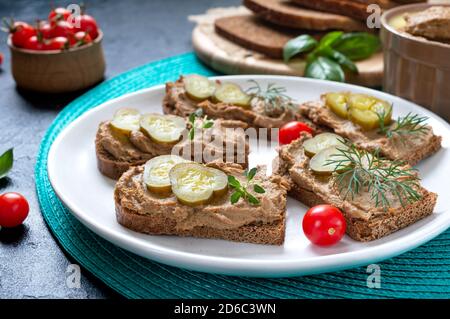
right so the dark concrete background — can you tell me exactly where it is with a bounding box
[0,0,239,299]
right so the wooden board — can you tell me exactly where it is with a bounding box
[189,6,383,87]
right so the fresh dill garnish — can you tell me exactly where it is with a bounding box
[246,80,295,116]
[377,111,429,139]
[326,143,422,211]
[228,167,265,206]
[188,109,214,140]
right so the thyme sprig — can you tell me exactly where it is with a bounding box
[246,80,295,116]
[228,167,265,206]
[188,109,214,140]
[326,143,422,211]
[378,111,429,140]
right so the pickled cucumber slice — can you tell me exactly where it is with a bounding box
[140,114,186,144]
[303,133,346,158]
[348,108,380,131]
[370,100,392,126]
[110,108,141,136]
[348,93,375,110]
[184,75,216,102]
[143,155,190,194]
[213,83,251,108]
[169,163,228,206]
[309,146,349,176]
[325,92,348,118]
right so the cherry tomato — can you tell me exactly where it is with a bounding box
[69,31,92,47]
[7,21,37,48]
[45,36,69,51]
[303,205,346,246]
[0,192,29,228]
[49,20,74,38]
[0,52,3,67]
[48,7,71,24]
[279,121,313,145]
[73,14,99,39]
[23,35,45,51]
[37,21,53,39]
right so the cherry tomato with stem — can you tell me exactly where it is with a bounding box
[23,35,45,50]
[48,7,71,24]
[73,14,99,39]
[279,121,313,145]
[302,204,346,246]
[49,20,74,38]
[3,19,37,48]
[45,36,69,51]
[0,192,29,228]
[37,20,53,39]
[69,31,92,47]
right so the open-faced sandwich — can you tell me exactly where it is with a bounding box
[300,92,442,165]
[114,157,289,245]
[96,108,249,179]
[275,132,437,241]
[163,75,319,132]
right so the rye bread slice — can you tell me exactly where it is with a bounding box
[275,135,437,241]
[299,99,442,166]
[114,162,289,245]
[290,0,397,21]
[214,15,300,59]
[243,0,369,31]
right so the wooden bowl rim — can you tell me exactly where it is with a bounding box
[7,29,103,55]
[381,3,450,51]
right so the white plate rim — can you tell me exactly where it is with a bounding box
[47,75,450,277]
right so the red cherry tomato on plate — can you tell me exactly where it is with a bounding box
[69,31,92,47]
[48,7,72,24]
[0,192,29,228]
[50,20,74,38]
[45,36,69,51]
[73,14,99,39]
[7,21,37,48]
[279,121,313,145]
[23,35,45,51]
[302,204,346,246]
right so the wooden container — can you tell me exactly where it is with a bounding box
[381,4,450,122]
[8,31,106,93]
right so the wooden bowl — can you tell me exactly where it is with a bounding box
[381,4,450,122]
[8,31,106,93]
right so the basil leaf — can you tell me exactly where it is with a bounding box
[283,35,318,62]
[332,32,380,61]
[253,184,265,194]
[305,57,345,82]
[227,175,241,189]
[246,193,260,205]
[320,47,358,73]
[246,167,257,181]
[0,148,13,179]
[318,31,344,49]
[230,191,242,204]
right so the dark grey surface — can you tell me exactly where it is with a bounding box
[0,0,239,299]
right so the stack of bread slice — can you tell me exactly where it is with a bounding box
[191,0,425,87]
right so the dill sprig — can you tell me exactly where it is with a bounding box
[246,80,295,116]
[378,111,429,139]
[326,143,422,211]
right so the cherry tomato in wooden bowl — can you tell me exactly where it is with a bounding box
[0,192,29,228]
[74,14,99,40]
[23,35,45,51]
[4,20,37,48]
[48,7,72,25]
[302,204,346,246]
[279,121,313,145]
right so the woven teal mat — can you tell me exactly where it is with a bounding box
[35,52,450,298]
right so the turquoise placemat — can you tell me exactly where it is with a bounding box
[35,52,450,298]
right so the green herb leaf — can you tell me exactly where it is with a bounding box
[0,148,13,179]
[188,112,196,124]
[227,175,241,189]
[283,35,318,62]
[246,167,257,181]
[332,32,380,61]
[318,31,344,49]
[305,56,345,82]
[188,128,195,140]
[253,184,265,194]
[230,191,242,204]
[246,193,260,205]
[202,121,214,129]
[320,47,358,73]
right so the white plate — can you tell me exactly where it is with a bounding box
[48,75,450,277]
